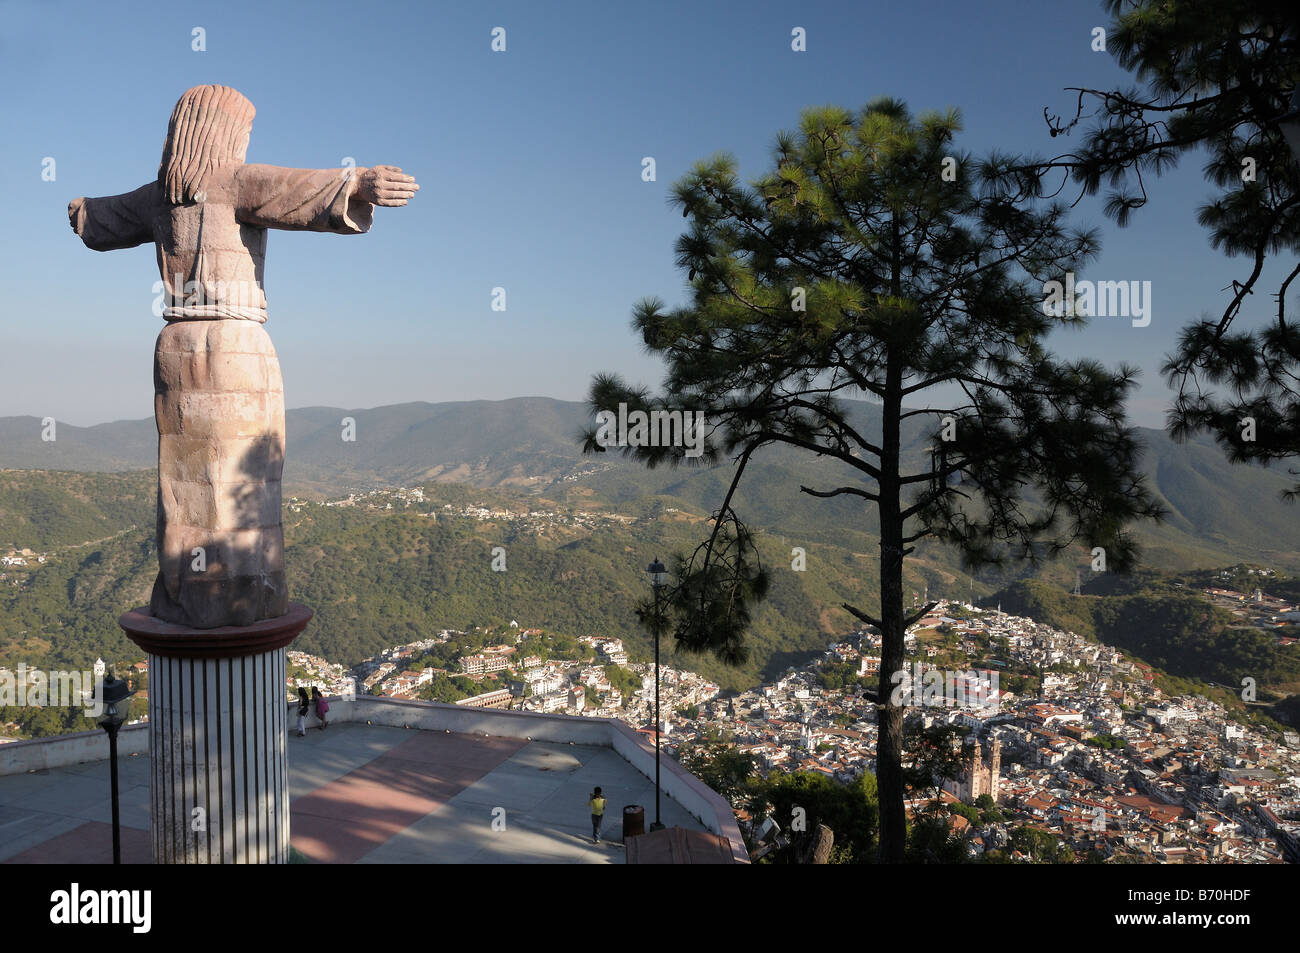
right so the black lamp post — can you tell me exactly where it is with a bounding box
[96,675,134,864]
[646,557,668,832]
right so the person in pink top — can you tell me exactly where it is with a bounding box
[312,686,329,730]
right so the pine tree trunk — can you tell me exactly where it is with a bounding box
[873,218,909,863]
[875,355,907,863]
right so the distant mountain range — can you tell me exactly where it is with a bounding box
[3,396,1299,573]
[0,398,587,491]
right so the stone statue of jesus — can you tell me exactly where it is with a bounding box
[69,84,418,629]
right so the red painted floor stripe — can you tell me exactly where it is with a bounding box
[5,821,152,864]
[290,733,527,863]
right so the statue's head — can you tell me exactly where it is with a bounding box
[158,85,256,205]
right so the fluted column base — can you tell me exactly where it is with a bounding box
[119,603,312,863]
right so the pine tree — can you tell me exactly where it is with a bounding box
[995,0,1300,492]
[583,99,1162,862]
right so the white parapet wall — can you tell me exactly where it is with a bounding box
[0,723,150,774]
[330,696,615,745]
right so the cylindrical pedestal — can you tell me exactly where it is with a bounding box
[119,603,312,863]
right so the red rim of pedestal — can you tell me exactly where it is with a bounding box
[118,603,313,659]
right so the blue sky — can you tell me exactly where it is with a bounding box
[0,0,1285,427]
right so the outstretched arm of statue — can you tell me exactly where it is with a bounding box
[353,165,419,207]
[68,182,160,251]
[235,163,418,235]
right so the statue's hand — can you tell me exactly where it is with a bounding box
[67,197,86,233]
[355,165,419,207]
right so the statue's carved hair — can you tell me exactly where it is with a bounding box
[158,85,255,205]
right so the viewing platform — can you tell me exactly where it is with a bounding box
[0,697,748,864]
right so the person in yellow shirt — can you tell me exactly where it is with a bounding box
[589,787,607,844]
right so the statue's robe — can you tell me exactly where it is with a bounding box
[74,165,373,627]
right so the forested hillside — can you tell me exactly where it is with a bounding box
[4,382,1300,699]
[0,474,918,690]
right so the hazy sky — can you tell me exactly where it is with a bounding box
[1,0,1286,428]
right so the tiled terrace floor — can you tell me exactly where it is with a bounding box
[0,722,705,863]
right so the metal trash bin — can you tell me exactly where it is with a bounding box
[623,804,646,840]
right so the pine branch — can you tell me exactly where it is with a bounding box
[904,601,941,628]
[841,602,882,630]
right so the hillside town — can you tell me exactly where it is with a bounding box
[672,600,1300,863]
[285,487,640,532]
[1201,576,1300,641]
[0,548,49,589]
[289,628,718,726]
[272,597,1300,864]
